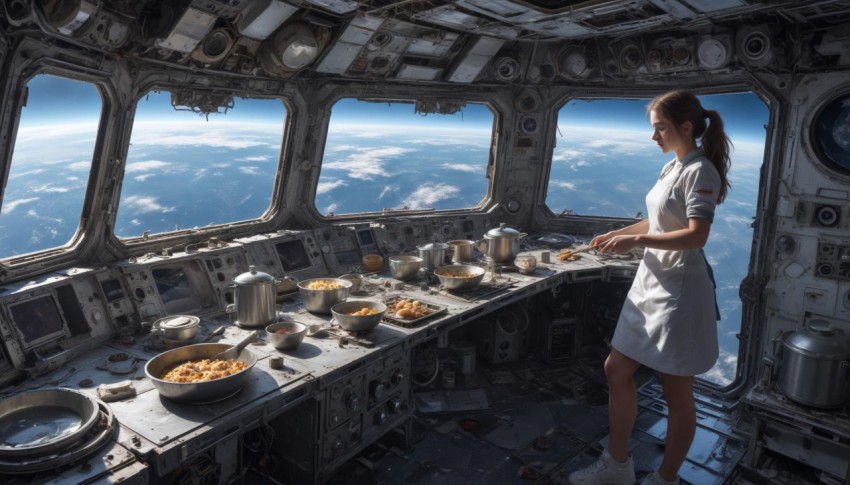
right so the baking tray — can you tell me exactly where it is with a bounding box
[382,296,447,328]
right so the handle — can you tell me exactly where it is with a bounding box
[233,331,259,354]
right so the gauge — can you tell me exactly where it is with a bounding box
[812,92,850,175]
[558,49,590,79]
[698,38,729,69]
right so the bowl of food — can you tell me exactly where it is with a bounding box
[434,264,486,291]
[266,321,307,350]
[389,255,422,280]
[331,300,387,332]
[298,278,352,314]
[144,343,257,403]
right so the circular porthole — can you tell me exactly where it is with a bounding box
[811,92,850,175]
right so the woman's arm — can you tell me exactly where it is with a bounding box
[597,218,711,253]
[590,219,649,248]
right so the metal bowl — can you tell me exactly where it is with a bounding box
[331,300,387,332]
[389,255,422,280]
[266,321,307,350]
[0,388,100,458]
[144,343,257,403]
[153,315,200,341]
[298,278,352,314]
[434,264,486,291]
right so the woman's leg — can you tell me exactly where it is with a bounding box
[604,349,642,463]
[657,373,696,481]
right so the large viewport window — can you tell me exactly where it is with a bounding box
[0,74,101,259]
[316,99,494,215]
[548,93,769,386]
[115,91,286,238]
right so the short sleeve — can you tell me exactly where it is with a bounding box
[681,160,721,223]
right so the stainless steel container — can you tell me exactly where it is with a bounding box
[331,300,387,332]
[389,255,422,280]
[447,240,475,263]
[418,243,448,271]
[298,278,352,314]
[231,266,277,328]
[479,223,525,263]
[434,264,485,291]
[266,321,307,350]
[779,321,850,409]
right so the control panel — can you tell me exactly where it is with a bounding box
[363,347,410,441]
[816,239,850,281]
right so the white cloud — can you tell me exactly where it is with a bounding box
[439,163,481,173]
[126,160,170,173]
[69,161,92,171]
[9,168,47,179]
[130,120,279,150]
[131,219,142,226]
[239,166,261,175]
[121,195,174,214]
[317,179,346,194]
[379,185,397,199]
[322,146,413,180]
[31,184,71,193]
[237,155,270,162]
[324,203,339,214]
[404,183,460,209]
[134,174,155,182]
[1,197,39,215]
[551,180,577,191]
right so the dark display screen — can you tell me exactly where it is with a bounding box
[100,279,125,302]
[9,295,67,345]
[357,229,375,247]
[276,239,311,272]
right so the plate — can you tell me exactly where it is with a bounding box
[382,296,446,328]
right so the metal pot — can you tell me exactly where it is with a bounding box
[779,320,850,409]
[478,223,526,263]
[417,243,448,271]
[230,266,277,328]
[447,240,476,263]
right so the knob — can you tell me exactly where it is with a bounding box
[388,399,407,414]
[390,370,404,385]
[373,411,387,425]
[346,394,361,412]
[370,381,387,399]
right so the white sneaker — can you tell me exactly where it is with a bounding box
[639,470,679,485]
[568,449,636,485]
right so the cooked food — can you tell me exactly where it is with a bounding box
[437,271,479,278]
[391,299,430,319]
[304,280,344,290]
[347,307,381,316]
[559,249,575,261]
[161,358,248,383]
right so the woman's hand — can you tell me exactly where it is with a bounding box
[596,234,640,254]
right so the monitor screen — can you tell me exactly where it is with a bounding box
[357,229,375,247]
[9,294,68,346]
[100,279,125,302]
[152,261,213,314]
[276,239,311,272]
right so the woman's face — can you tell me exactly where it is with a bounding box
[650,109,689,155]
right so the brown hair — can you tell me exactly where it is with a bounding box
[647,90,732,204]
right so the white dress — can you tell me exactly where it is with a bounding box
[611,148,720,376]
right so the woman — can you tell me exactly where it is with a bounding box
[569,90,731,485]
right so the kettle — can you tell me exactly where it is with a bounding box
[228,266,278,328]
[478,223,526,263]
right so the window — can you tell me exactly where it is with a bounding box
[0,74,101,258]
[550,93,769,386]
[115,91,286,238]
[316,99,494,215]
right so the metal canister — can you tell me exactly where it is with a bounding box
[231,266,277,328]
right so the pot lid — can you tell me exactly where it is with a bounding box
[418,242,448,250]
[234,265,275,285]
[486,223,520,238]
[157,315,200,329]
[784,320,850,358]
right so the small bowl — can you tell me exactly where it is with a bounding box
[515,254,537,274]
[331,300,387,332]
[266,321,307,350]
[434,265,486,291]
[389,255,422,280]
[361,254,384,272]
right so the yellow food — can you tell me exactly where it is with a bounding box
[347,307,381,316]
[437,272,479,278]
[391,299,430,319]
[559,249,574,261]
[305,280,344,290]
[161,359,247,383]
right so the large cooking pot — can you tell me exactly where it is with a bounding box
[145,343,257,403]
[478,223,526,263]
[779,320,850,409]
[229,266,278,328]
